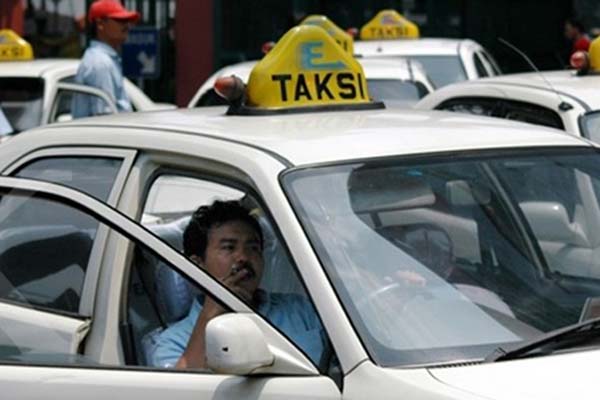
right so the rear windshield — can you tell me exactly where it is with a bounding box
[367,79,429,107]
[0,77,44,133]
[407,55,467,88]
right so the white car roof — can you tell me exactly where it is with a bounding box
[0,59,78,78]
[19,107,585,167]
[354,38,478,57]
[457,70,600,110]
[189,58,434,107]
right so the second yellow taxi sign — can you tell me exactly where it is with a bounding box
[0,30,34,61]
[360,10,420,40]
[245,25,372,110]
[301,15,354,56]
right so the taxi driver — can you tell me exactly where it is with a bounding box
[149,200,324,369]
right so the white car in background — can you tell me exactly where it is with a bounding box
[354,38,501,88]
[415,70,600,142]
[188,58,435,108]
[0,58,174,135]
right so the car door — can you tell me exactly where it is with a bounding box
[0,176,341,400]
[44,82,118,124]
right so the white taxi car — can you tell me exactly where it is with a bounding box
[0,24,599,400]
[189,58,434,108]
[415,40,600,143]
[354,10,501,88]
[0,30,173,135]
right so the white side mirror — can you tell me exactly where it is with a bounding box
[206,313,274,375]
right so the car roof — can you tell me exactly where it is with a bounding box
[0,59,78,78]
[354,38,476,57]
[458,70,600,110]
[19,107,585,167]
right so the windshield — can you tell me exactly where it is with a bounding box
[0,78,44,133]
[406,55,466,87]
[367,79,429,107]
[284,148,600,367]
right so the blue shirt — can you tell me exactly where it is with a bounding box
[72,40,132,119]
[148,293,325,368]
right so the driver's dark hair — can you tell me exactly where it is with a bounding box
[183,200,263,259]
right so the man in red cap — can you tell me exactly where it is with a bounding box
[72,0,140,119]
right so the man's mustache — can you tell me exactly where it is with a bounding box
[231,261,256,280]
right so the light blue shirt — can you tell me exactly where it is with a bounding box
[148,292,325,368]
[72,40,132,119]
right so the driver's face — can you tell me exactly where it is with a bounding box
[200,220,264,297]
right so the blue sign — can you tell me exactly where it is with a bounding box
[122,27,160,79]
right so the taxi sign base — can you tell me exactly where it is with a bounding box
[226,101,385,116]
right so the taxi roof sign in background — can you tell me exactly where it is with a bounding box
[122,27,160,79]
[360,10,420,40]
[246,25,370,110]
[301,15,354,56]
[0,30,33,61]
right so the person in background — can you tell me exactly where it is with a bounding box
[565,18,591,56]
[72,0,140,119]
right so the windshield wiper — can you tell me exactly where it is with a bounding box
[485,316,600,362]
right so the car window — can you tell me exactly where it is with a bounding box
[501,100,564,130]
[283,148,600,367]
[437,97,565,131]
[54,88,115,123]
[13,157,123,202]
[0,187,99,314]
[134,174,331,370]
[0,77,44,133]
[581,110,600,143]
[367,79,429,107]
[473,53,489,78]
[436,96,502,117]
[406,55,467,87]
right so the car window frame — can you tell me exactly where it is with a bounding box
[0,175,320,375]
[135,169,337,373]
[3,147,137,317]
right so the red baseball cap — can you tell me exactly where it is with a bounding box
[88,0,141,24]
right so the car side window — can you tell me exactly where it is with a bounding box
[132,174,331,370]
[13,157,123,202]
[436,96,501,117]
[0,187,99,314]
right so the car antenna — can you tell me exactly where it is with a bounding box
[498,37,573,111]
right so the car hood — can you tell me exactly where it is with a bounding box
[427,349,600,400]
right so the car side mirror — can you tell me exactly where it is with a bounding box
[206,313,274,375]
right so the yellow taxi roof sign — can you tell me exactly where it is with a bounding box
[360,10,420,40]
[0,30,34,61]
[245,25,372,111]
[301,15,354,56]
